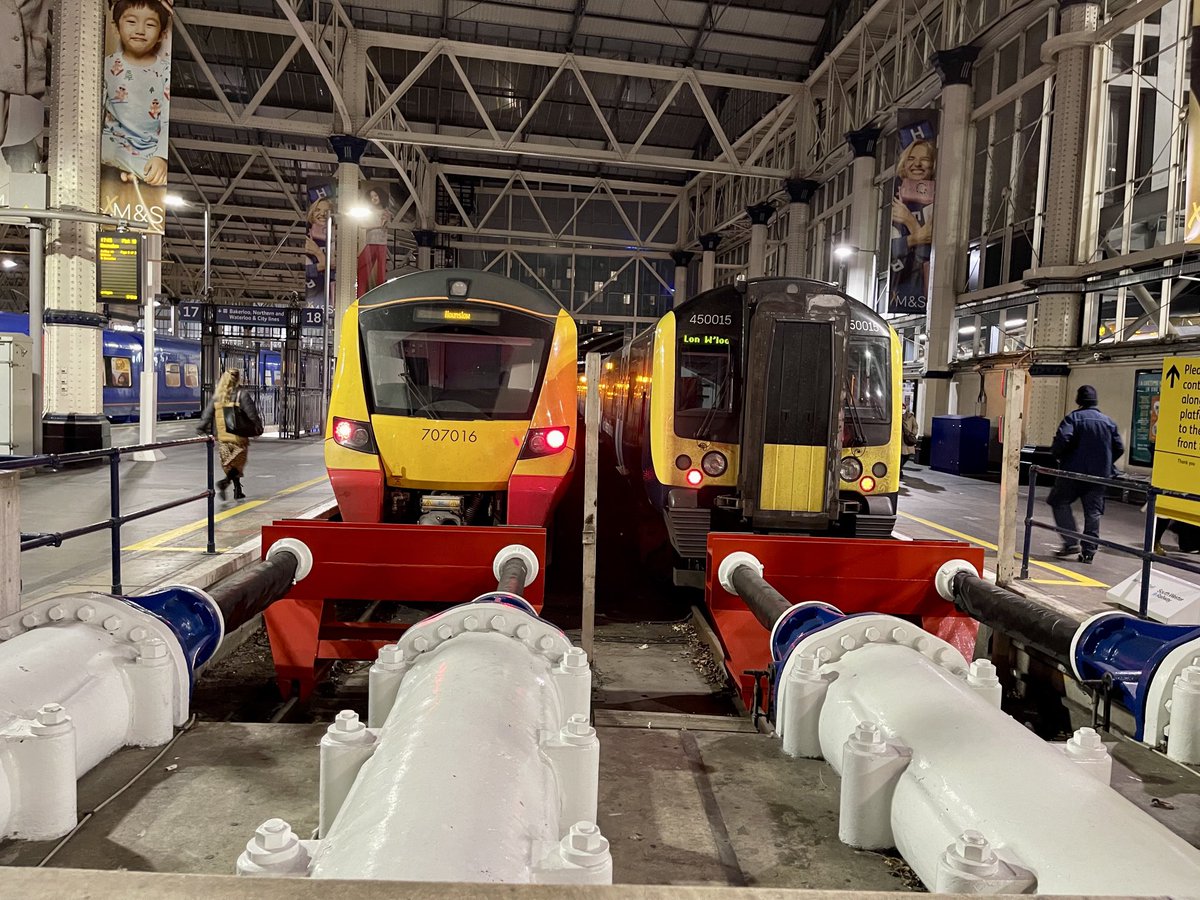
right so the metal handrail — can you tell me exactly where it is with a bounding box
[1021,464,1200,618]
[4,436,217,594]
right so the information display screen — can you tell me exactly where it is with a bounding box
[412,307,501,326]
[681,333,732,347]
[97,232,142,303]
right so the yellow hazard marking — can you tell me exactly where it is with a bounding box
[123,475,328,551]
[897,511,1109,589]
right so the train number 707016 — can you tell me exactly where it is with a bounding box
[420,428,479,443]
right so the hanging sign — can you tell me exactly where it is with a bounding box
[97,231,142,303]
[215,305,288,328]
[1129,369,1161,467]
[1188,0,1200,243]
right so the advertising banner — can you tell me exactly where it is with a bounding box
[99,0,175,234]
[1187,0,1200,243]
[887,109,938,314]
[0,0,49,181]
[357,181,398,297]
[1130,368,1162,466]
[305,178,336,307]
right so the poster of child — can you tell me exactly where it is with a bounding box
[99,0,175,234]
[0,0,49,177]
[305,180,336,307]
[888,111,938,314]
[357,182,398,297]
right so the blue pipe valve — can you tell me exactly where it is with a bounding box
[121,586,225,682]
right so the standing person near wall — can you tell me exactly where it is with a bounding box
[1048,385,1124,564]
[197,368,262,501]
[901,400,919,474]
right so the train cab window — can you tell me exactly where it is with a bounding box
[675,333,739,443]
[359,303,554,420]
[104,356,133,388]
[844,337,892,446]
[164,363,181,388]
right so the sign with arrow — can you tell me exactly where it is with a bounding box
[1151,356,1200,528]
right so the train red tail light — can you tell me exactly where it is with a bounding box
[332,416,375,453]
[686,468,704,486]
[520,426,571,459]
[859,475,877,493]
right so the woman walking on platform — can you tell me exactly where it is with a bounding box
[198,368,262,500]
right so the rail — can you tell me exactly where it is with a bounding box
[1021,465,1200,617]
[3,437,217,594]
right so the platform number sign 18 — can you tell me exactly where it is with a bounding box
[302,308,325,331]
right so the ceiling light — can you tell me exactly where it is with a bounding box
[164,193,188,208]
[347,205,371,219]
[834,244,855,260]
[1,258,16,269]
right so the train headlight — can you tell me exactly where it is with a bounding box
[838,457,863,483]
[332,416,375,453]
[685,468,704,486]
[448,279,470,298]
[871,461,887,478]
[520,426,571,459]
[701,451,727,477]
[675,454,692,470]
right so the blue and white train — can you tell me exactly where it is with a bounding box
[0,312,283,424]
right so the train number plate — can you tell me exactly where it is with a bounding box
[420,428,478,443]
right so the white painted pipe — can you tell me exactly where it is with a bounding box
[1167,665,1200,765]
[306,602,607,884]
[785,618,1200,895]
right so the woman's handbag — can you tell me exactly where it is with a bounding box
[223,394,263,438]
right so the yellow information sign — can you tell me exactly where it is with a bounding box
[1151,356,1200,528]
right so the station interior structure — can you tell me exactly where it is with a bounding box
[2,0,1200,897]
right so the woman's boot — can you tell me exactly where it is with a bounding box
[231,468,246,500]
[216,474,229,500]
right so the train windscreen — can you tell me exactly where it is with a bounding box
[844,336,892,446]
[359,303,555,420]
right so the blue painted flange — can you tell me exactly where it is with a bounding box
[770,602,845,665]
[469,591,538,617]
[122,586,224,683]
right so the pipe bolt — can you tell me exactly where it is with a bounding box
[47,605,66,622]
[560,647,588,671]
[913,637,928,652]
[1180,665,1200,687]
[463,615,479,631]
[254,818,295,852]
[1071,727,1104,752]
[794,654,820,675]
[490,615,507,631]
[333,709,364,733]
[566,821,608,856]
[138,638,168,661]
[854,722,882,744]
[77,605,95,622]
[412,636,429,652]
[103,616,122,632]
[538,635,555,651]
[436,624,453,641]
[839,635,858,652]
[21,613,39,629]
[0,625,15,640]
[969,659,998,681]
[816,646,832,662]
[377,643,403,665]
[128,626,148,643]
[955,830,994,864]
[516,624,532,640]
[891,626,909,642]
[863,626,881,642]
[37,703,69,727]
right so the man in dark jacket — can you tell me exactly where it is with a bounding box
[1048,385,1124,563]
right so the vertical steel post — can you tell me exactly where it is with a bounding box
[1020,467,1037,580]
[109,451,123,594]
[206,437,217,554]
[996,368,1027,586]
[581,352,601,661]
[28,222,45,455]
[321,214,334,434]
[0,471,20,617]
[203,205,211,297]
[1139,491,1157,618]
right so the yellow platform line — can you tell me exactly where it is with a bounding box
[123,475,328,552]
[898,511,1109,589]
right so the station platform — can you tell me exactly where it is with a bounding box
[894,464,1199,617]
[16,422,332,605]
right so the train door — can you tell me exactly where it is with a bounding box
[737,288,849,530]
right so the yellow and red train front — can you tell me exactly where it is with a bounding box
[324,284,577,526]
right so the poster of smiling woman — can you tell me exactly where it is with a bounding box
[888,109,938,315]
[99,0,174,234]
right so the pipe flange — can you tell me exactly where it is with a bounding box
[266,537,314,583]
[934,559,980,602]
[493,544,540,587]
[0,592,190,725]
[769,601,843,664]
[394,600,571,671]
[785,613,969,681]
[1143,634,1200,747]
[717,551,763,595]
[1068,611,1129,681]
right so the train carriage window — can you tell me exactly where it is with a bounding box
[184,364,199,388]
[359,303,554,420]
[104,356,133,388]
[164,363,181,388]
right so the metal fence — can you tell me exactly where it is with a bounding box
[3,437,217,595]
[1021,465,1200,617]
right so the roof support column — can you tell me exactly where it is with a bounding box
[783,178,818,278]
[921,47,979,433]
[844,127,881,310]
[746,203,774,279]
[698,233,721,293]
[1026,0,1100,444]
[415,230,436,271]
[671,250,694,307]
[42,0,108,451]
[330,136,367,354]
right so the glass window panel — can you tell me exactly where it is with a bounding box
[1095,291,1119,343]
[966,242,982,292]
[1110,33,1136,76]
[997,40,1021,92]
[975,56,994,107]
[983,239,1005,288]
[955,316,978,359]
[1125,281,1163,340]
[1104,86,1131,192]
[1009,223,1035,282]
[1170,278,1200,336]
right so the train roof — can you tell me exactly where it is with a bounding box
[679,277,886,323]
[359,268,564,316]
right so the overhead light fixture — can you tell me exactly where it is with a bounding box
[1,258,16,269]
[834,244,856,260]
[958,325,977,335]
[347,205,371,219]
[164,193,188,208]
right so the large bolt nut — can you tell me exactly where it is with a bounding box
[849,721,887,754]
[969,659,999,682]
[138,638,169,661]
[1178,665,1200,690]
[560,821,610,867]
[21,613,39,628]
[559,713,596,746]
[334,710,363,733]
[47,605,66,622]
[559,646,588,672]
[77,606,95,622]
[254,818,295,853]
[37,703,69,727]
[955,830,995,865]
[103,616,122,632]
[128,626,148,643]
[377,643,404,665]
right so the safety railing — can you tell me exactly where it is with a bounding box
[2,437,217,595]
[1021,465,1200,617]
